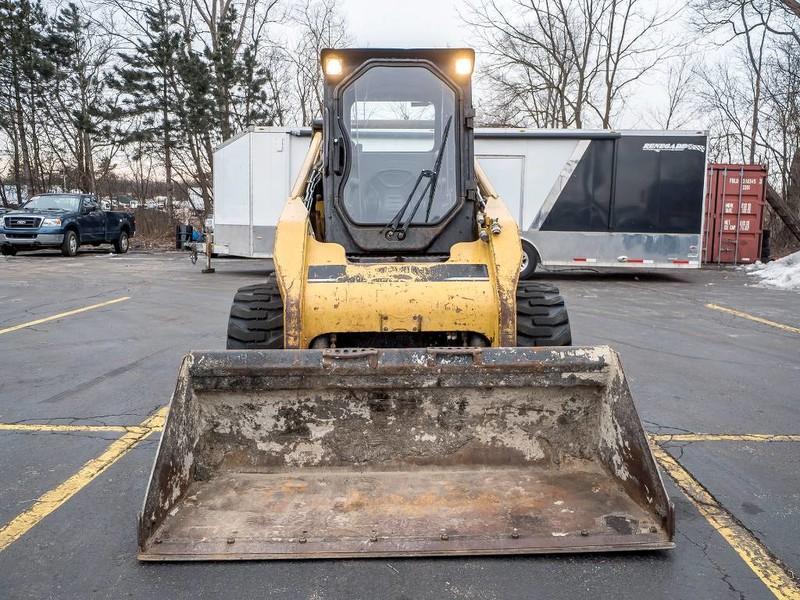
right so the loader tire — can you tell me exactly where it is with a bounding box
[516,282,572,346]
[226,277,284,349]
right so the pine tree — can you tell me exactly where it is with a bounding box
[0,0,52,198]
[47,2,112,193]
[109,0,181,209]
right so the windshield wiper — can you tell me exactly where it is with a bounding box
[382,115,453,241]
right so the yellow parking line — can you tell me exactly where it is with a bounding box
[0,296,130,335]
[0,407,166,553]
[652,444,800,600]
[652,433,800,443]
[0,423,137,433]
[706,303,800,335]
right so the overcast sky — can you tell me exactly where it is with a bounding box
[335,0,709,130]
[339,0,467,47]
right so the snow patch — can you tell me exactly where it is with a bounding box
[743,251,800,291]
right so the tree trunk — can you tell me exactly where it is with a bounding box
[0,175,8,207]
[163,79,174,214]
[11,58,35,197]
[84,129,96,193]
[10,124,22,205]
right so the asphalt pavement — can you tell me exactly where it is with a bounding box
[0,249,798,599]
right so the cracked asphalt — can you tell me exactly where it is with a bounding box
[0,250,798,599]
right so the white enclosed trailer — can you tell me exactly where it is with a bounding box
[212,127,312,258]
[211,127,707,275]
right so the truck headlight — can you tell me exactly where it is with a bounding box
[41,217,62,227]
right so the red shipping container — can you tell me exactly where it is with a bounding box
[703,164,766,265]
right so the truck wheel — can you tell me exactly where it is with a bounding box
[516,282,572,346]
[114,231,130,254]
[1,246,17,256]
[61,230,79,257]
[520,241,539,280]
[226,277,284,349]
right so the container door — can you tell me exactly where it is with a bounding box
[714,166,766,264]
[703,167,719,263]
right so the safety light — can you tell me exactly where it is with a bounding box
[454,56,473,76]
[324,56,343,76]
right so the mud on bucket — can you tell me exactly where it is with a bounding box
[138,346,673,560]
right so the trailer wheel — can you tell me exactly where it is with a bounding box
[520,241,539,280]
[226,276,284,349]
[516,282,572,346]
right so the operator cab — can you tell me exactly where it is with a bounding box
[316,49,478,258]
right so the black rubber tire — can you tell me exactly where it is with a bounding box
[520,240,539,280]
[1,245,17,256]
[114,230,130,254]
[61,230,79,257]
[226,277,284,349]
[516,282,572,346]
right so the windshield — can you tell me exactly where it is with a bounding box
[341,66,457,225]
[24,195,82,211]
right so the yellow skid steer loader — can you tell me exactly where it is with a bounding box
[138,48,673,560]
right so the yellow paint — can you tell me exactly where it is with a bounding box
[0,423,136,433]
[652,433,800,443]
[652,444,800,600]
[0,408,166,553]
[0,297,131,336]
[273,135,521,348]
[476,160,522,342]
[706,303,800,335]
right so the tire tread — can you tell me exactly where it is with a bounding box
[226,276,284,349]
[516,282,572,346]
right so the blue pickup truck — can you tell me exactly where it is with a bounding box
[0,193,135,257]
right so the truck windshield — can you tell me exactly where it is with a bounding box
[24,195,81,211]
[340,66,458,225]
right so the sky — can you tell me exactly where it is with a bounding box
[336,0,710,131]
[339,0,467,48]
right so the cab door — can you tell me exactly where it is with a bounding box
[80,197,106,241]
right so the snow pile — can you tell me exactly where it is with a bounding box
[743,250,800,291]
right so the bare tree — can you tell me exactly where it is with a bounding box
[288,0,350,126]
[650,55,698,129]
[463,0,673,128]
[694,0,800,249]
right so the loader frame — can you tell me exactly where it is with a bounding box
[273,132,521,349]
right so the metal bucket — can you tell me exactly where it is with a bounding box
[138,346,673,560]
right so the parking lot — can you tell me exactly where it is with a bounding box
[0,250,798,599]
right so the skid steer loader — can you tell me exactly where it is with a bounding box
[138,48,673,560]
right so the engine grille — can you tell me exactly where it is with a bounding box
[4,216,42,229]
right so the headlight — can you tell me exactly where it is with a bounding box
[454,56,474,76]
[324,56,343,77]
[41,217,61,227]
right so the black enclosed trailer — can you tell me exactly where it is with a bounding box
[475,129,708,275]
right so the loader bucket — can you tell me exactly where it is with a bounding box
[138,346,673,560]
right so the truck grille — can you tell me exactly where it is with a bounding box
[4,216,42,229]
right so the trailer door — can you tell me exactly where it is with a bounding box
[611,135,706,234]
